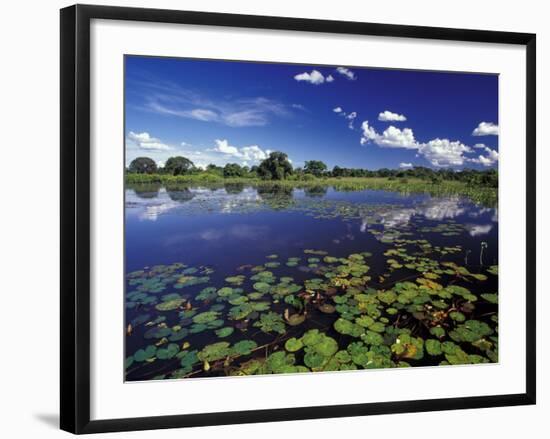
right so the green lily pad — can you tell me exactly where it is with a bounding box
[225,275,245,285]
[253,312,286,334]
[156,343,180,360]
[192,311,220,324]
[377,290,397,305]
[217,287,234,297]
[304,351,326,369]
[168,327,189,341]
[481,293,498,304]
[449,320,493,343]
[232,340,257,356]
[253,282,271,293]
[334,318,359,336]
[179,350,199,369]
[144,326,171,339]
[425,339,442,356]
[285,337,304,352]
[266,351,296,373]
[449,311,466,322]
[156,298,184,311]
[134,345,157,362]
[430,326,446,338]
[215,327,234,338]
[197,342,231,362]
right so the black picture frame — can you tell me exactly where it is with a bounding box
[60,4,536,434]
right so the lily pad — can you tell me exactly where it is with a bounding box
[197,342,232,362]
[232,340,257,355]
[425,339,442,356]
[192,311,220,324]
[156,343,180,360]
[134,345,157,362]
[253,312,286,334]
[285,337,304,352]
[156,298,184,311]
[215,327,234,338]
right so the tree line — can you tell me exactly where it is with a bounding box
[128,151,497,187]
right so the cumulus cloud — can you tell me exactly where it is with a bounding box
[210,139,270,163]
[418,138,472,167]
[294,70,327,85]
[472,122,499,136]
[333,107,343,113]
[360,121,378,145]
[376,126,417,149]
[326,75,335,83]
[127,131,171,151]
[336,67,356,80]
[378,110,407,122]
[469,147,499,167]
[399,162,413,169]
[473,143,487,149]
[360,121,416,148]
[358,121,485,167]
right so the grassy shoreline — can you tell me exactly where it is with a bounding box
[125,173,497,206]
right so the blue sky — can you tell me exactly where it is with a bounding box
[125,56,499,170]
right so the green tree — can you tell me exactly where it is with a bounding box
[257,151,293,180]
[223,163,245,177]
[128,157,157,174]
[164,156,195,175]
[304,160,327,177]
[206,164,224,176]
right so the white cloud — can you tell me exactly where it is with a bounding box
[378,110,407,122]
[417,138,472,167]
[291,103,306,110]
[336,67,356,80]
[472,121,499,136]
[127,131,171,151]
[326,75,335,83]
[473,143,486,149]
[210,139,270,163]
[360,121,378,145]
[142,80,290,127]
[356,116,497,168]
[376,126,417,149]
[470,147,499,167]
[240,145,271,161]
[188,108,218,121]
[346,112,357,129]
[294,70,326,85]
[212,139,239,155]
[148,102,219,122]
[359,122,474,167]
[333,107,343,113]
[399,162,413,169]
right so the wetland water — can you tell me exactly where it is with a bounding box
[124,183,498,381]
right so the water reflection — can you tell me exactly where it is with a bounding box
[304,185,329,198]
[466,224,493,236]
[360,197,486,231]
[126,185,497,231]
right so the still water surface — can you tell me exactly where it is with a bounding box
[125,184,498,381]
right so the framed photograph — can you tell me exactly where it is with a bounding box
[60,4,536,434]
